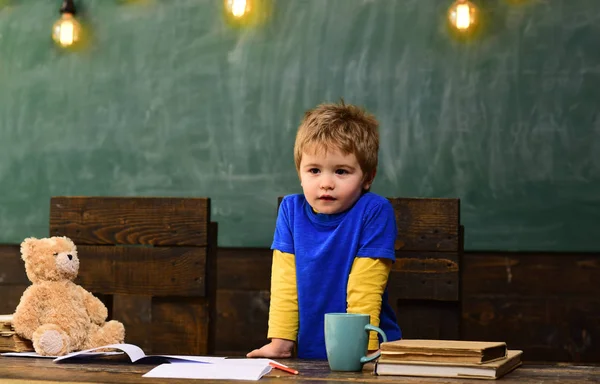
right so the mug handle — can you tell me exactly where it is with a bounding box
[359,324,387,364]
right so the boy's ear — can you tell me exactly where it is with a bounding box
[363,169,377,190]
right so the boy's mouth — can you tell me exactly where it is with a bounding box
[319,195,336,201]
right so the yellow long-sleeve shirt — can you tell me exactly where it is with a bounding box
[267,249,392,350]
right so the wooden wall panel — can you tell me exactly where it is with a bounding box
[463,297,600,362]
[463,252,600,362]
[463,253,600,297]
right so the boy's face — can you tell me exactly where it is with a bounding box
[299,148,372,215]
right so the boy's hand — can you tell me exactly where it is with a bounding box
[246,338,294,358]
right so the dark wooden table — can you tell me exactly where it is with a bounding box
[1,356,599,383]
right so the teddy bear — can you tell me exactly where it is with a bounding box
[12,236,125,356]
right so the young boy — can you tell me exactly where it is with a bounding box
[247,101,402,359]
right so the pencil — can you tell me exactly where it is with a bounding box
[269,362,299,375]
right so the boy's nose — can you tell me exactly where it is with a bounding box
[320,177,334,190]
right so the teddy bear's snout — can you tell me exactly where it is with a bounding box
[68,254,72,260]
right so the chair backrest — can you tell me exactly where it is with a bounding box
[49,196,217,355]
[387,197,463,340]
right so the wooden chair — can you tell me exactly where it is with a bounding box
[49,197,217,355]
[387,197,463,340]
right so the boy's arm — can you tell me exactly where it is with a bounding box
[347,257,392,351]
[267,249,299,341]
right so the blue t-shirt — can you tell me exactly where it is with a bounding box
[271,192,402,359]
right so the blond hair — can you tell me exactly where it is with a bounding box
[294,101,380,183]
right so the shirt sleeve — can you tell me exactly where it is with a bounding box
[271,197,295,254]
[267,249,298,341]
[347,257,392,350]
[357,199,397,261]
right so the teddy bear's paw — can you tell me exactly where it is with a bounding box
[33,326,70,356]
[86,320,125,349]
[39,330,66,356]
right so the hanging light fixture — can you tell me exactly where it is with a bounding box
[448,0,478,32]
[52,0,82,48]
[225,0,251,19]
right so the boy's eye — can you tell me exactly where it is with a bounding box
[308,168,320,174]
[335,169,348,175]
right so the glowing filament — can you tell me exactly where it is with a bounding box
[59,20,74,46]
[229,0,248,18]
[455,4,471,30]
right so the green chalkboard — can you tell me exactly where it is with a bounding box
[0,0,598,251]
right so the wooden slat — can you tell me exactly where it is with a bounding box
[463,252,600,297]
[388,197,460,252]
[151,297,209,355]
[395,300,460,340]
[49,197,210,246]
[76,246,207,297]
[388,251,460,301]
[215,290,270,356]
[217,248,272,290]
[462,296,600,362]
[113,294,152,352]
[0,245,26,285]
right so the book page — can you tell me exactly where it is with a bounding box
[53,343,226,363]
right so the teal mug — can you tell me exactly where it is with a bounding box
[324,313,387,371]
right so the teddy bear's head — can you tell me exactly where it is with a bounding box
[20,237,79,283]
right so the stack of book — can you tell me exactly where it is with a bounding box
[0,314,33,353]
[374,339,522,380]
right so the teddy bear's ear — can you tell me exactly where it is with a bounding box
[61,236,76,248]
[20,237,38,261]
[54,236,76,251]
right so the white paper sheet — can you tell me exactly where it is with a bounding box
[143,359,274,381]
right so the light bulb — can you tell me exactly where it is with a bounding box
[52,13,81,47]
[225,0,251,19]
[448,0,478,31]
[52,0,82,48]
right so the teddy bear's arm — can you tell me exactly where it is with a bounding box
[12,285,44,340]
[80,286,108,325]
